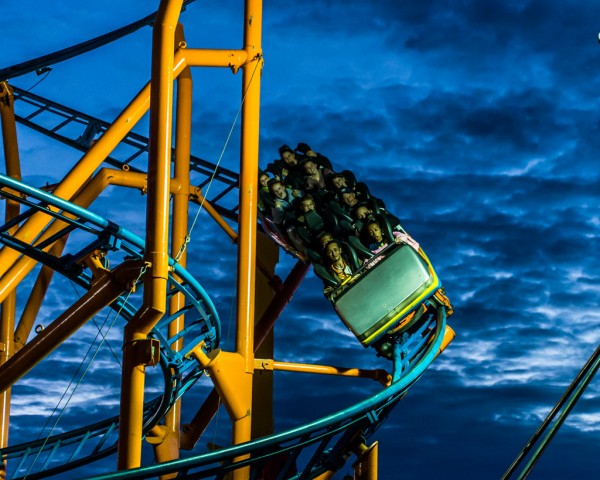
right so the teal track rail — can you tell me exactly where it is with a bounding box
[2,90,452,479]
[0,174,220,480]
[10,86,241,221]
[0,172,450,479]
[79,307,447,480]
[0,1,196,81]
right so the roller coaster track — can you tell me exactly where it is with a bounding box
[0,173,448,478]
[9,86,240,222]
[0,83,454,480]
[0,2,454,477]
[85,309,448,480]
[0,174,220,480]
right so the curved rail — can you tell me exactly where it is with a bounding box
[0,173,451,479]
[77,307,448,480]
[0,174,220,479]
[0,1,197,81]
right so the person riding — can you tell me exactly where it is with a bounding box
[268,178,302,225]
[301,158,333,193]
[322,239,361,287]
[266,145,304,189]
[363,219,420,268]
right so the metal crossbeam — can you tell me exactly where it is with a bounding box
[11,86,240,221]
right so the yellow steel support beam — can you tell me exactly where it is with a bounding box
[255,360,392,387]
[222,2,264,476]
[189,347,253,422]
[117,0,181,470]
[0,44,254,285]
[190,187,238,242]
[8,167,201,353]
[149,24,193,477]
[439,325,455,355]
[184,48,249,69]
[353,442,379,480]
[14,239,66,351]
[313,471,335,480]
[0,81,22,476]
[0,1,267,476]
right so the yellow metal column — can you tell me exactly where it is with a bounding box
[148,25,192,476]
[0,82,22,477]
[117,0,182,470]
[230,1,263,476]
[353,442,379,480]
[14,240,66,351]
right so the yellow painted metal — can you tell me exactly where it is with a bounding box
[14,239,67,351]
[151,24,193,476]
[181,234,279,449]
[438,325,455,355]
[184,48,249,69]
[0,261,143,395]
[0,81,154,280]
[0,81,22,474]
[0,166,156,317]
[189,346,253,476]
[2,1,271,477]
[313,471,336,480]
[117,0,183,469]
[353,442,379,480]
[0,41,252,289]
[236,0,263,367]
[257,360,392,387]
[146,424,180,475]
[0,83,20,173]
[227,3,263,475]
[190,187,238,242]
[189,347,253,422]
[1,162,200,354]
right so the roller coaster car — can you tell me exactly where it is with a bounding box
[259,209,452,357]
[332,244,446,346]
[314,220,452,357]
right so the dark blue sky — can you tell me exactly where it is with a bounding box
[1,0,600,478]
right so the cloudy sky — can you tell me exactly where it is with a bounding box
[1,0,600,478]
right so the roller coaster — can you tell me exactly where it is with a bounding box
[0,1,455,478]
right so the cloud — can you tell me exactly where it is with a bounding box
[1,0,599,478]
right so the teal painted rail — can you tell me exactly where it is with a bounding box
[0,174,220,479]
[78,307,448,480]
